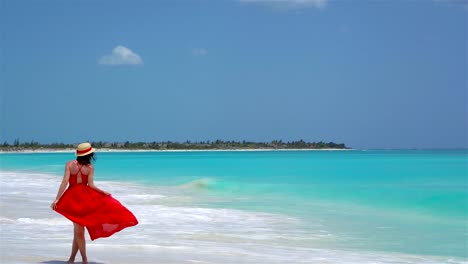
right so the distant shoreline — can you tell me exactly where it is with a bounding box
[0,148,353,154]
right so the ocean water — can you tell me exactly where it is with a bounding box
[0,150,467,263]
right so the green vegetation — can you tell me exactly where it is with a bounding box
[0,139,349,151]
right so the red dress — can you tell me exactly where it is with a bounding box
[55,161,138,240]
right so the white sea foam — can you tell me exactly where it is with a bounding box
[0,170,466,264]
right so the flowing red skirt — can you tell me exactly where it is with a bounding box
[55,184,138,240]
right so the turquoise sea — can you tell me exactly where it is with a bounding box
[1,150,467,263]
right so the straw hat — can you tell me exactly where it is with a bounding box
[76,142,95,156]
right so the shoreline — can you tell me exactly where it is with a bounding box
[0,148,353,154]
[2,153,467,263]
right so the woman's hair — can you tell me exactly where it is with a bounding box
[76,152,96,165]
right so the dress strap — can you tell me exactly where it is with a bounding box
[73,160,83,175]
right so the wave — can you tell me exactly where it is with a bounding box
[16,217,69,225]
[0,217,16,224]
[178,177,217,190]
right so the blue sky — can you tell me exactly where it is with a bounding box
[1,0,467,149]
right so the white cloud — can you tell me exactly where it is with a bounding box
[99,46,143,65]
[192,48,208,56]
[240,0,328,9]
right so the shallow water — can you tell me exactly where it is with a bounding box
[1,150,467,263]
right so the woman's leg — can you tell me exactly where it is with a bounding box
[67,234,78,263]
[73,223,88,264]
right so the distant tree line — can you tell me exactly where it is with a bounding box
[1,139,349,151]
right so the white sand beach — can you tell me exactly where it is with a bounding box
[0,148,353,154]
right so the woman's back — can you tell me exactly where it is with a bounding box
[68,160,92,186]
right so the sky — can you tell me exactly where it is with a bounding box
[1,0,467,149]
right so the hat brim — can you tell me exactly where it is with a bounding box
[76,148,95,157]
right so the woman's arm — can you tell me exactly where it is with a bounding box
[87,167,111,196]
[50,162,71,210]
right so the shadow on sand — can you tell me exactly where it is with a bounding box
[41,261,104,264]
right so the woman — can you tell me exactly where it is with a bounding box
[51,142,138,264]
